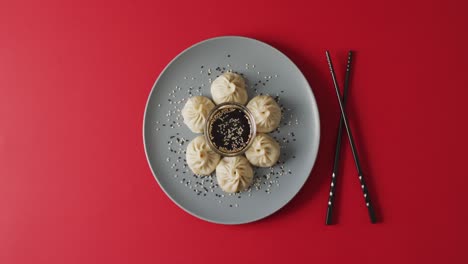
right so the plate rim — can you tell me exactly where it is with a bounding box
[143,35,321,224]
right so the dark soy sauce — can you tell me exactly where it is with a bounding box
[208,107,252,154]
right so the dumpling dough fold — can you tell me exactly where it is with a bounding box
[216,156,253,193]
[211,72,248,105]
[186,136,221,176]
[246,95,281,133]
[245,133,280,167]
[182,96,215,133]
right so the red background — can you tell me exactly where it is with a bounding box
[1,0,468,263]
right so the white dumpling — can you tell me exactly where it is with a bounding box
[216,156,253,193]
[210,72,248,105]
[246,95,281,133]
[182,96,215,133]
[245,133,280,167]
[186,136,221,176]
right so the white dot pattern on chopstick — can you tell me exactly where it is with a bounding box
[359,175,373,214]
[327,172,337,210]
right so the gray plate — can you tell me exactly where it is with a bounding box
[143,36,320,224]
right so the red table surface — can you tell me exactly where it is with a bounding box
[1,0,468,263]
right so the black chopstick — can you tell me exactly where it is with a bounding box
[325,51,377,223]
[325,51,353,225]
